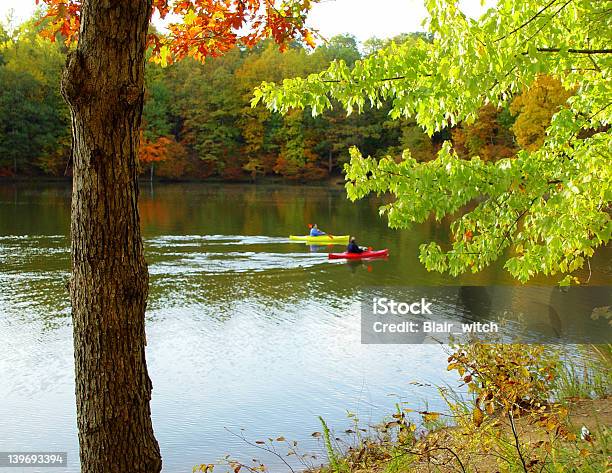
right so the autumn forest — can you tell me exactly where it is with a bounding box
[1,14,568,182]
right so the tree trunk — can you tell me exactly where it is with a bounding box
[328,149,332,174]
[60,1,161,472]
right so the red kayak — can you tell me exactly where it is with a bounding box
[328,249,389,260]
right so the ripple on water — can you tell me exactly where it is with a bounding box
[149,251,328,275]
[0,231,454,472]
[146,234,292,247]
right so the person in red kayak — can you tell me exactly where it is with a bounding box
[309,223,326,237]
[347,236,364,254]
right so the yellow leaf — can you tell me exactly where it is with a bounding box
[423,412,441,422]
[159,45,170,68]
[184,10,197,25]
[304,32,316,48]
[473,407,484,427]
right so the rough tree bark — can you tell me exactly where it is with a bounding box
[60,1,162,472]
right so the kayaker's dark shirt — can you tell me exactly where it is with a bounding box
[347,241,364,254]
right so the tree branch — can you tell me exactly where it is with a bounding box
[495,195,539,254]
[508,411,529,473]
[224,428,297,473]
[519,0,573,49]
[494,0,560,42]
[536,47,612,54]
[321,74,431,84]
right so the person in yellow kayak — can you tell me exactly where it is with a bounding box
[347,236,364,254]
[309,223,326,237]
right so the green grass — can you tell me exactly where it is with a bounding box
[319,416,349,473]
[554,345,612,401]
[551,424,611,473]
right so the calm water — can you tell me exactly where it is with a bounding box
[0,182,610,472]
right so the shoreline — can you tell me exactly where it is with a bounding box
[309,396,611,473]
[0,175,347,187]
[305,344,612,473]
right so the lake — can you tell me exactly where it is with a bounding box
[0,182,610,472]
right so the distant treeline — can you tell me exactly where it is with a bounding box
[0,14,569,181]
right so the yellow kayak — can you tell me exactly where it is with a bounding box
[289,234,350,243]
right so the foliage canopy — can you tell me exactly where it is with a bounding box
[254,0,612,283]
[36,0,317,63]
